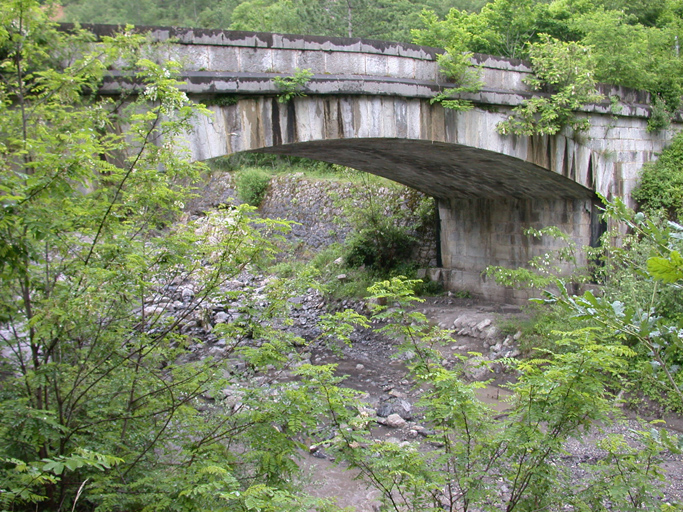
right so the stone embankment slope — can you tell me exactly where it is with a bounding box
[187,170,437,265]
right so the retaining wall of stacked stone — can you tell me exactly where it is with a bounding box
[189,171,438,267]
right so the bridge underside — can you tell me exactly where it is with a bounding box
[256,139,594,200]
[253,139,598,304]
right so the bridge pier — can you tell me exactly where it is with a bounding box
[435,197,597,303]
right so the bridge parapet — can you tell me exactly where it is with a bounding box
[86,24,657,121]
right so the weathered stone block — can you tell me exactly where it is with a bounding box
[270,50,297,74]
[324,52,365,76]
[365,54,387,76]
[206,46,240,71]
[239,48,273,73]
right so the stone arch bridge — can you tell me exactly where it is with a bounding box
[93,25,681,302]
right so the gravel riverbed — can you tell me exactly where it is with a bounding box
[154,272,683,510]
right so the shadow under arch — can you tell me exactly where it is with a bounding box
[251,138,595,201]
[213,138,600,304]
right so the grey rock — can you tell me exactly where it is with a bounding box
[475,318,492,332]
[181,286,194,302]
[385,414,407,428]
[214,312,230,324]
[393,399,413,420]
[376,402,393,417]
[464,356,490,381]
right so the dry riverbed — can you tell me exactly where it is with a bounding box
[168,275,683,510]
[295,296,683,511]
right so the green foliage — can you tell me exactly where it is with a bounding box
[0,450,123,510]
[430,48,483,111]
[62,0,486,42]
[414,0,683,134]
[575,7,683,129]
[273,68,313,103]
[335,176,435,275]
[412,277,444,296]
[412,0,575,59]
[229,0,309,34]
[648,95,675,132]
[344,224,418,271]
[0,5,339,511]
[486,224,587,295]
[211,153,357,180]
[235,167,272,206]
[633,131,683,220]
[488,198,683,413]
[262,174,437,298]
[498,35,603,136]
[224,0,484,41]
[578,427,682,510]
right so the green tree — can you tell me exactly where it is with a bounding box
[0,2,339,510]
[633,131,683,219]
[64,0,486,41]
[63,0,222,28]
[487,198,683,413]
[309,276,679,511]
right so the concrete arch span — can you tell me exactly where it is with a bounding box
[254,138,594,200]
[186,95,604,303]
[188,95,605,199]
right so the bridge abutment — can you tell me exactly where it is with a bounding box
[436,197,596,303]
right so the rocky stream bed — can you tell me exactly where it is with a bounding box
[155,272,683,511]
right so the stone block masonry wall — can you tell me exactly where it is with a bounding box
[261,175,438,267]
[437,196,594,303]
[187,171,438,267]
[258,175,349,253]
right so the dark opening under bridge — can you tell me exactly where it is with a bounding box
[93,24,682,302]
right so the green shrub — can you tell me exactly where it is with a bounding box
[313,277,673,512]
[273,68,313,103]
[633,131,683,220]
[412,278,444,296]
[344,225,417,272]
[339,183,432,274]
[269,260,307,278]
[236,167,271,206]
[309,243,345,269]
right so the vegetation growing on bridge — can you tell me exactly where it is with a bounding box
[496,35,603,136]
[273,68,314,103]
[414,0,683,133]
